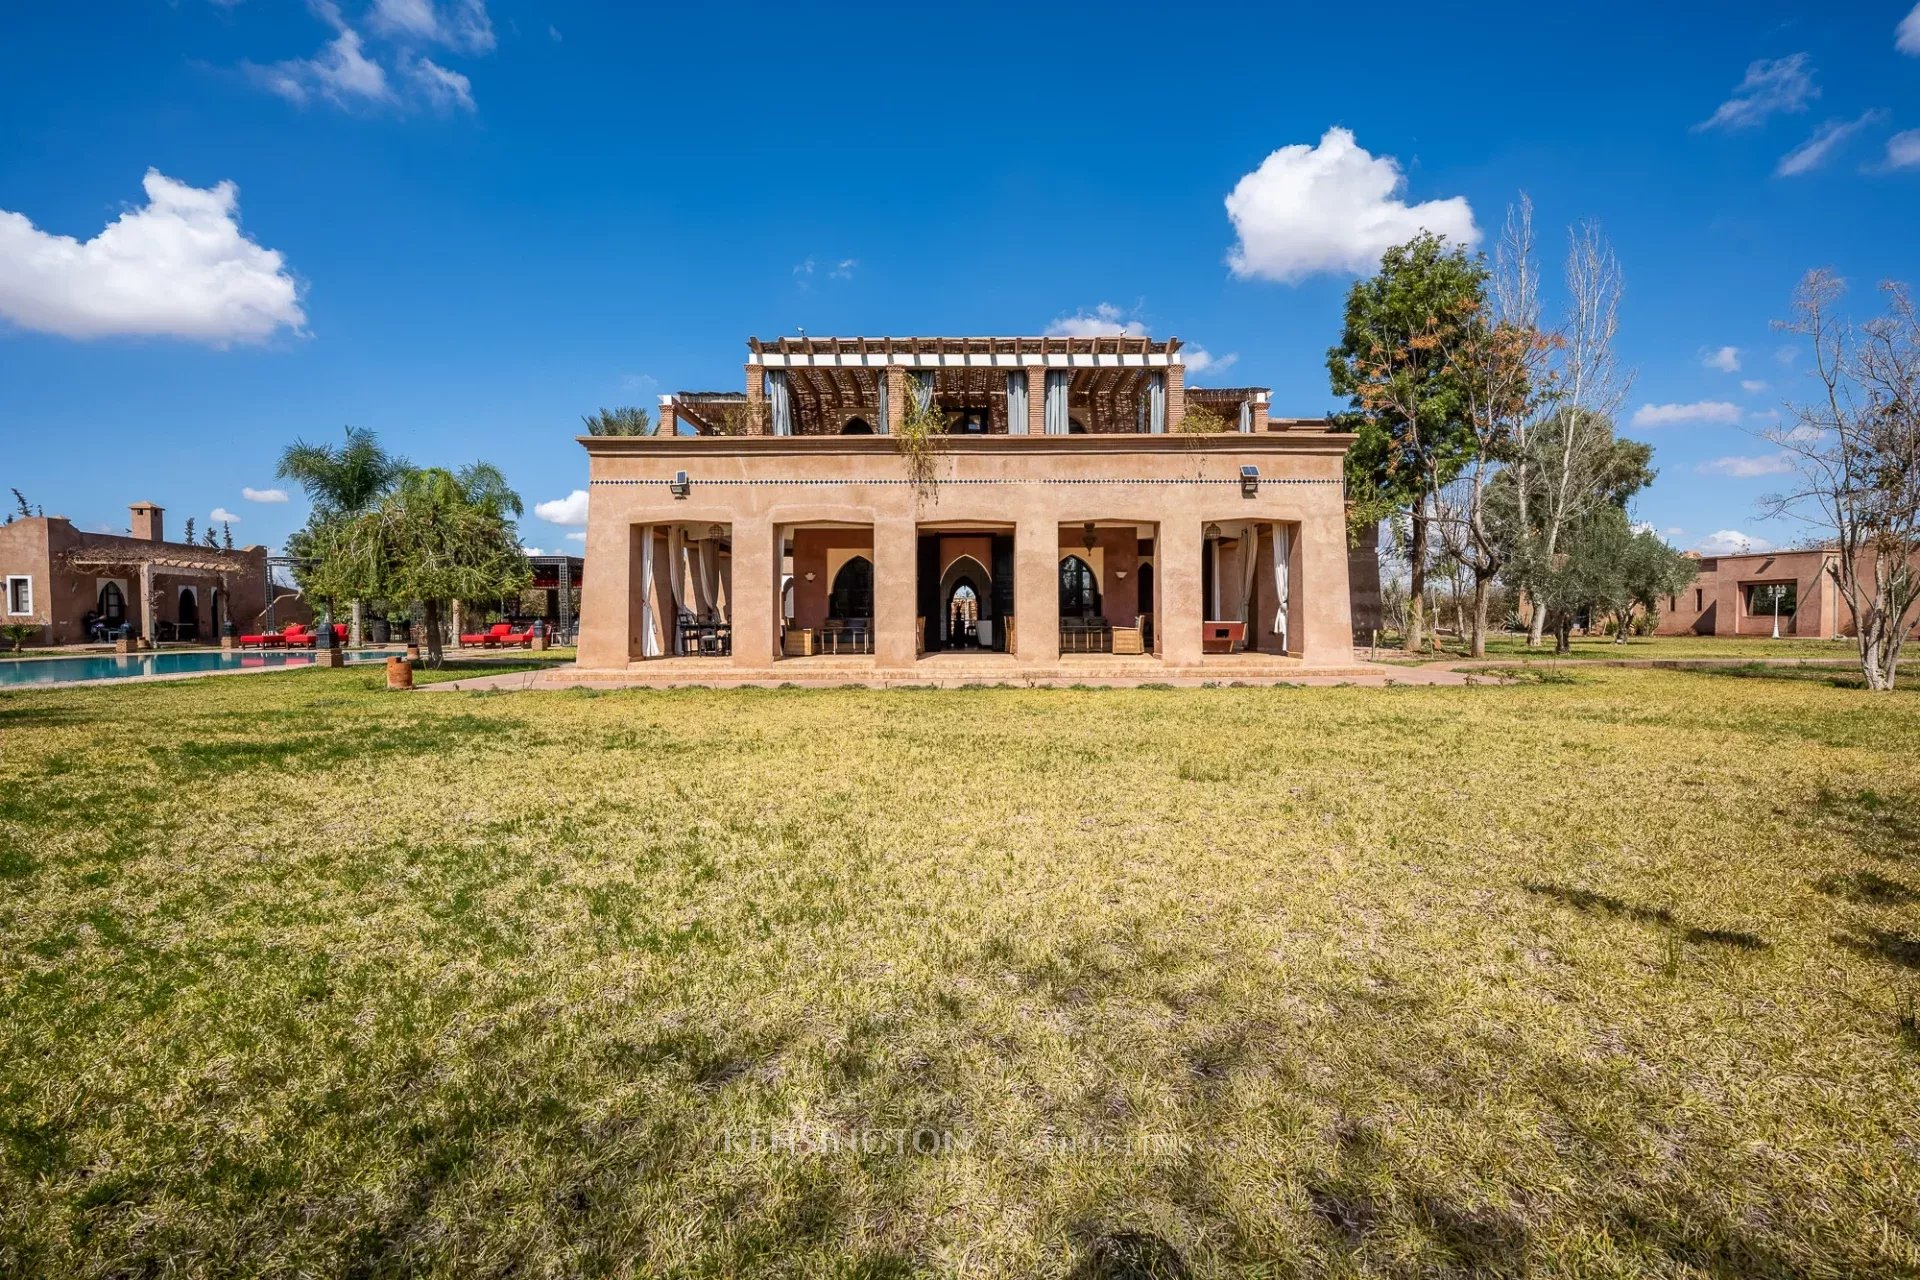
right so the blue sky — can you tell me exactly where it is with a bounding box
[3,1,1919,559]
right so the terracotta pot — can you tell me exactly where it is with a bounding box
[386,656,414,691]
[404,643,421,661]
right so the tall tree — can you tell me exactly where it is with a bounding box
[307,466,530,667]
[1763,271,1920,691]
[1516,220,1633,645]
[1330,232,1486,652]
[182,517,196,546]
[277,427,409,642]
[582,406,653,436]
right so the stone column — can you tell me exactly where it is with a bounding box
[1025,365,1046,436]
[744,365,767,435]
[577,520,636,668]
[139,561,155,650]
[1014,516,1058,664]
[874,514,918,669]
[1297,513,1354,664]
[730,516,777,667]
[1164,362,1186,434]
[1159,516,1203,666]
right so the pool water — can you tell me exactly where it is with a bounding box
[0,649,396,688]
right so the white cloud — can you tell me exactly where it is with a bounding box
[0,170,304,344]
[1885,130,1920,170]
[369,0,495,53]
[1184,347,1239,377]
[248,25,391,106]
[534,489,589,526]
[1900,4,1920,55]
[1740,379,1769,393]
[1701,345,1741,372]
[1695,54,1817,131]
[1630,400,1742,428]
[1224,127,1479,284]
[1776,111,1884,176]
[402,56,474,112]
[1747,408,1782,427]
[242,487,289,503]
[520,544,547,556]
[829,258,857,280]
[565,531,586,543]
[1046,303,1148,338]
[1699,453,1793,478]
[1696,529,1775,556]
[1774,346,1801,366]
[792,257,814,279]
[210,507,242,523]
[1781,423,1826,445]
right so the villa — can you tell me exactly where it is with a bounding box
[1656,545,1920,639]
[0,503,269,647]
[575,334,1360,681]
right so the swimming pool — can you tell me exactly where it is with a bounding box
[0,649,397,688]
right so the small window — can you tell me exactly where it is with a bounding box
[4,576,30,616]
[1695,589,1703,611]
[1746,581,1797,616]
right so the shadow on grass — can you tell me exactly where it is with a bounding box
[1834,928,1920,970]
[1066,1230,1192,1280]
[1813,870,1918,905]
[1810,787,1920,862]
[149,712,528,776]
[1522,882,1767,950]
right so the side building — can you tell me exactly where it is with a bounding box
[1655,546,1920,639]
[0,504,269,646]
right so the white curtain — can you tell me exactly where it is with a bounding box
[1148,372,1166,433]
[1272,523,1292,652]
[1239,399,1252,433]
[766,370,792,436]
[1006,371,1028,435]
[1044,371,1071,435]
[639,526,661,658]
[699,535,723,622]
[875,370,890,436]
[1239,523,1260,647]
[910,370,934,414]
[667,525,687,653]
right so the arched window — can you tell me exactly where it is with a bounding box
[1059,555,1099,618]
[98,582,126,625]
[842,417,874,435]
[829,556,873,620]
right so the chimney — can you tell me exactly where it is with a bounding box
[130,503,164,542]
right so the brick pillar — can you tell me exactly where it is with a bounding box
[1025,365,1046,436]
[577,519,635,667]
[1014,515,1058,664]
[884,366,907,435]
[1251,394,1270,434]
[730,515,777,666]
[744,365,767,435]
[874,514,917,669]
[1165,363,1186,434]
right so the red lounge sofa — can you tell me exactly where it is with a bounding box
[280,623,347,648]
[238,631,288,649]
[460,622,534,649]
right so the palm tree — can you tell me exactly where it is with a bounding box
[582,406,653,436]
[277,427,409,643]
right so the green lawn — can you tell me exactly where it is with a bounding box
[3,666,1918,1276]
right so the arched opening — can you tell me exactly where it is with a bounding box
[1137,561,1154,650]
[177,587,198,642]
[98,582,126,627]
[1059,554,1100,619]
[211,587,226,637]
[841,417,874,435]
[828,556,873,621]
[935,554,992,649]
[781,576,795,624]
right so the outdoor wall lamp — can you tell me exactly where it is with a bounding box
[1205,522,1222,541]
[707,524,724,540]
[803,571,816,582]
[670,470,690,499]
[1081,521,1097,552]
[1241,465,1260,497]
[1114,569,1129,580]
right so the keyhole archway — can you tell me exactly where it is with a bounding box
[936,555,991,648]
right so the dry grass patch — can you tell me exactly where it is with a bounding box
[2,666,1918,1276]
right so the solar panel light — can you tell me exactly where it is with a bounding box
[1240,465,1259,497]
[670,470,691,499]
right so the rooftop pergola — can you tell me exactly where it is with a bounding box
[744,334,1185,367]
[62,539,259,641]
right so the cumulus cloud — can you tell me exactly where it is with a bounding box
[1776,110,1885,176]
[1224,127,1479,284]
[210,507,242,523]
[1696,529,1775,556]
[1701,346,1741,373]
[1699,453,1793,478]
[1184,348,1239,376]
[369,0,495,53]
[1630,401,1742,428]
[520,544,547,556]
[247,23,391,106]
[1045,303,1148,338]
[1885,130,1920,170]
[0,170,304,344]
[535,489,589,526]
[1740,379,1769,393]
[1901,4,1920,55]
[566,531,586,543]
[243,487,289,503]
[1695,54,1817,131]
